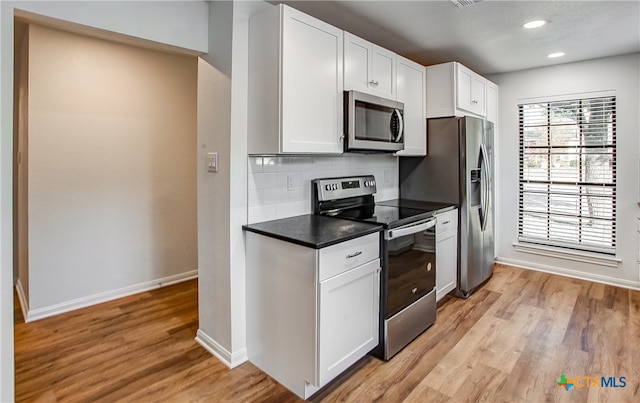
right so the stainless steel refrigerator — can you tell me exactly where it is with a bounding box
[399,116,494,298]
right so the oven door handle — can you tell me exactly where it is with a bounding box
[387,218,436,240]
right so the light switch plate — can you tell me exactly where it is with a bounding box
[207,152,218,172]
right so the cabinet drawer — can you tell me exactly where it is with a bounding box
[319,232,380,282]
[436,209,458,234]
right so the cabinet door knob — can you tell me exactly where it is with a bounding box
[427,262,432,271]
[369,80,379,86]
[472,100,478,105]
[346,251,363,259]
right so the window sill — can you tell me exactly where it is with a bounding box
[512,242,621,268]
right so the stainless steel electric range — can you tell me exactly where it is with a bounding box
[312,175,450,360]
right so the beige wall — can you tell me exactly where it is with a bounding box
[20,24,198,317]
[1,2,209,397]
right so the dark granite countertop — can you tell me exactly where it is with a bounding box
[243,214,383,249]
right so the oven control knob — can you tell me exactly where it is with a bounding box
[371,180,376,187]
[364,181,369,187]
[333,184,338,190]
[325,184,331,191]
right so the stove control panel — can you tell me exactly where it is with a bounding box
[313,175,377,202]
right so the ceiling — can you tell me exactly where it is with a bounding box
[272,0,640,76]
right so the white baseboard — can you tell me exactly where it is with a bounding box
[195,329,248,369]
[23,270,198,322]
[496,257,640,291]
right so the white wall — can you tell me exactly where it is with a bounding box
[248,155,399,223]
[195,0,269,369]
[12,1,208,55]
[488,53,640,289]
[16,25,30,308]
[0,1,208,399]
[21,24,198,318]
[195,0,234,365]
[0,2,11,399]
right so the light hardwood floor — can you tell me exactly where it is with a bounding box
[15,264,640,402]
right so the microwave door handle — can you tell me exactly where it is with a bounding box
[393,109,404,142]
[387,218,436,240]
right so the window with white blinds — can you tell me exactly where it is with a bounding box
[518,96,616,255]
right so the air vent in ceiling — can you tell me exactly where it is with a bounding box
[450,0,483,9]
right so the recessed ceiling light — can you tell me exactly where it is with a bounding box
[523,20,546,29]
[547,52,565,58]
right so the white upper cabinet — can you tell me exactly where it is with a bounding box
[344,32,396,99]
[248,5,344,154]
[395,56,426,156]
[426,61,493,119]
[456,63,487,116]
[485,79,499,125]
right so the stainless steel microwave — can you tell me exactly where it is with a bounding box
[344,90,405,153]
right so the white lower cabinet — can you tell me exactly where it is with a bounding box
[435,209,458,301]
[319,259,380,385]
[246,232,380,399]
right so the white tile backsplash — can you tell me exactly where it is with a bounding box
[247,154,399,223]
[248,204,278,223]
[263,187,289,204]
[248,156,263,173]
[288,156,314,171]
[247,189,263,207]
[248,172,277,190]
[263,156,290,172]
[276,200,308,219]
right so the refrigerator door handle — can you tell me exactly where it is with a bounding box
[480,144,490,231]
